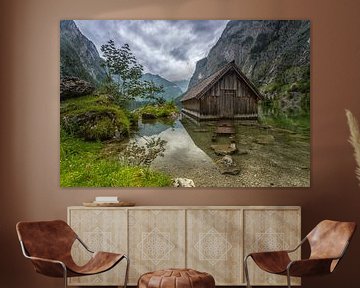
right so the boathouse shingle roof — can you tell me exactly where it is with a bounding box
[181,61,263,102]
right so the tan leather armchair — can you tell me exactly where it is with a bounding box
[16,220,129,288]
[244,220,356,288]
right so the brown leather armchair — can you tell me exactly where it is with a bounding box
[16,220,129,288]
[244,220,356,288]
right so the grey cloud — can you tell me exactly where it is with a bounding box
[75,20,229,81]
[170,47,189,61]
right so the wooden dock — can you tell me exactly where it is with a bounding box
[215,120,235,135]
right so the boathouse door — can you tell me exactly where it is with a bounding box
[219,89,235,118]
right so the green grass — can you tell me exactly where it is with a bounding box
[137,102,179,119]
[260,114,310,135]
[60,130,172,187]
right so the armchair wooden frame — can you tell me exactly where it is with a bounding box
[16,220,129,288]
[244,220,356,288]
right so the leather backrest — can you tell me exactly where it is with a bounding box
[16,220,77,261]
[307,220,356,260]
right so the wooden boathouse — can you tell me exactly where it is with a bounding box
[181,61,263,120]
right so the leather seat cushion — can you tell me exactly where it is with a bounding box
[138,268,215,288]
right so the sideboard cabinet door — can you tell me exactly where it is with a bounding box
[243,208,301,286]
[128,209,186,284]
[187,209,243,285]
[68,208,127,286]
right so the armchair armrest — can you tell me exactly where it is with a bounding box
[28,256,67,277]
[287,239,351,277]
[285,237,307,253]
[287,258,336,277]
[19,240,67,277]
[246,236,306,259]
[76,235,94,254]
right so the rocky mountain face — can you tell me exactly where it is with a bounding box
[173,80,190,93]
[141,73,184,101]
[189,20,310,115]
[60,20,106,84]
[60,76,95,101]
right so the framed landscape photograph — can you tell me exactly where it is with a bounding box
[60,20,310,188]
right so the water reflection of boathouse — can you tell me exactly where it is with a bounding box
[181,61,263,120]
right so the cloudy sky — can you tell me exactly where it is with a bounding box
[75,20,229,82]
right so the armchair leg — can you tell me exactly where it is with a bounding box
[244,255,252,288]
[62,264,68,288]
[286,269,291,288]
[123,255,130,288]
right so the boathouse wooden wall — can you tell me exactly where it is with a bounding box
[183,70,259,119]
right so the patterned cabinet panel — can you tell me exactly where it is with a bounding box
[187,209,243,285]
[128,209,186,284]
[68,208,127,286]
[243,209,301,286]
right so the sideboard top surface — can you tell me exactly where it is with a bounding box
[68,205,301,210]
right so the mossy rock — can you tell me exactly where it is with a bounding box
[60,76,95,100]
[137,103,179,119]
[142,112,157,119]
[256,134,275,145]
[61,95,130,141]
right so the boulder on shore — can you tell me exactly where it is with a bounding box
[221,167,240,175]
[217,155,240,175]
[220,155,234,166]
[211,143,238,155]
[60,76,95,100]
[173,178,195,187]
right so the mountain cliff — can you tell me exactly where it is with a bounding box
[173,80,190,93]
[189,20,310,115]
[60,20,106,84]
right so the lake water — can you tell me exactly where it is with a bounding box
[131,114,310,187]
